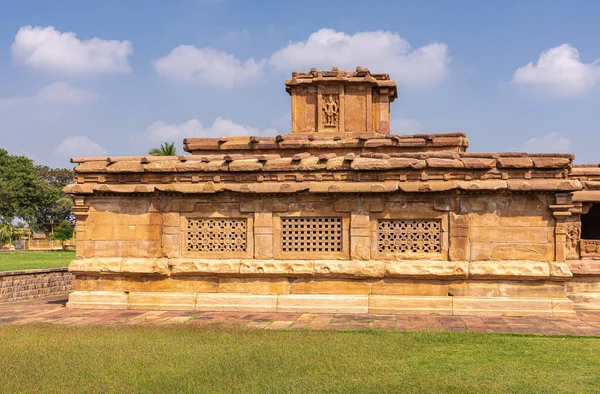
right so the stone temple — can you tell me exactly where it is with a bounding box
[64,67,600,316]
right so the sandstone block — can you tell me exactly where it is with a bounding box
[277,294,368,314]
[371,280,449,296]
[217,278,290,294]
[144,277,217,293]
[169,259,241,276]
[470,227,551,243]
[385,261,468,279]
[566,278,600,293]
[129,292,196,310]
[567,259,600,276]
[448,281,566,298]
[66,291,127,310]
[291,279,371,294]
[239,260,314,276]
[469,261,550,280]
[497,157,533,168]
[490,243,554,261]
[195,293,277,312]
[549,262,573,280]
[568,292,600,310]
[452,297,554,317]
[314,260,384,278]
[552,299,577,317]
[368,295,452,315]
[120,258,170,276]
[69,258,122,274]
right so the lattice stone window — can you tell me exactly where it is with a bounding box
[186,218,247,253]
[378,219,441,254]
[281,217,342,253]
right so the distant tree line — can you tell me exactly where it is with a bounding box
[0,149,74,247]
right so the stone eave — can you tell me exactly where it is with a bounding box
[63,178,582,196]
[182,133,469,154]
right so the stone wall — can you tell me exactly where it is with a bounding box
[0,268,74,303]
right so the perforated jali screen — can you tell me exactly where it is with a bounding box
[378,219,441,254]
[281,217,342,253]
[186,218,247,253]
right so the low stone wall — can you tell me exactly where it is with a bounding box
[0,268,74,303]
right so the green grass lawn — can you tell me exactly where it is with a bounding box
[0,251,74,271]
[0,326,599,393]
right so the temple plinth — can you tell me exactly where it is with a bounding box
[62,68,600,316]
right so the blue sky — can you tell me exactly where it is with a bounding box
[1,0,599,167]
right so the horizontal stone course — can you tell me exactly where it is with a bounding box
[66,290,578,317]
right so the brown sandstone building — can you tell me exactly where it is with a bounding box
[64,67,600,316]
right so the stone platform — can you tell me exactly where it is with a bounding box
[2,294,600,336]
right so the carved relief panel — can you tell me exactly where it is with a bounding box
[566,222,581,260]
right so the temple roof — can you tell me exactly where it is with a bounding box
[285,66,398,101]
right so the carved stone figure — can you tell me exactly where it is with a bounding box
[566,222,581,259]
[322,94,339,127]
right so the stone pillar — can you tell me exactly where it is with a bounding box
[449,212,470,261]
[71,196,89,259]
[350,212,370,260]
[254,212,273,259]
[551,193,574,262]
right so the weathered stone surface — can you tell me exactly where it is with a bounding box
[129,292,196,310]
[67,291,127,310]
[217,278,290,294]
[277,294,368,314]
[568,259,600,276]
[195,293,277,312]
[239,260,314,276]
[567,278,600,293]
[371,280,449,296]
[568,292,600,310]
[291,279,371,294]
[313,260,384,278]
[549,262,573,280]
[448,281,566,298]
[169,259,241,276]
[469,261,550,280]
[369,295,453,315]
[385,261,468,279]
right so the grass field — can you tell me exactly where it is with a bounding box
[0,325,599,393]
[0,251,74,271]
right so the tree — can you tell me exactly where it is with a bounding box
[148,142,177,156]
[35,166,74,188]
[34,165,75,232]
[0,149,50,222]
[48,221,74,250]
[0,223,20,245]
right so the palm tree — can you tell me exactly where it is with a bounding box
[0,223,20,245]
[148,142,177,156]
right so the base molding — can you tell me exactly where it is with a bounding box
[66,291,576,317]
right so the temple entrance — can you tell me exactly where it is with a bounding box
[581,203,600,240]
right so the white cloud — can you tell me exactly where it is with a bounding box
[511,44,600,98]
[36,81,98,104]
[12,25,132,75]
[0,82,98,109]
[154,46,265,87]
[391,117,423,134]
[520,132,571,153]
[55,136,107,158]
[139,117,275,142]
[269,28,449,87]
